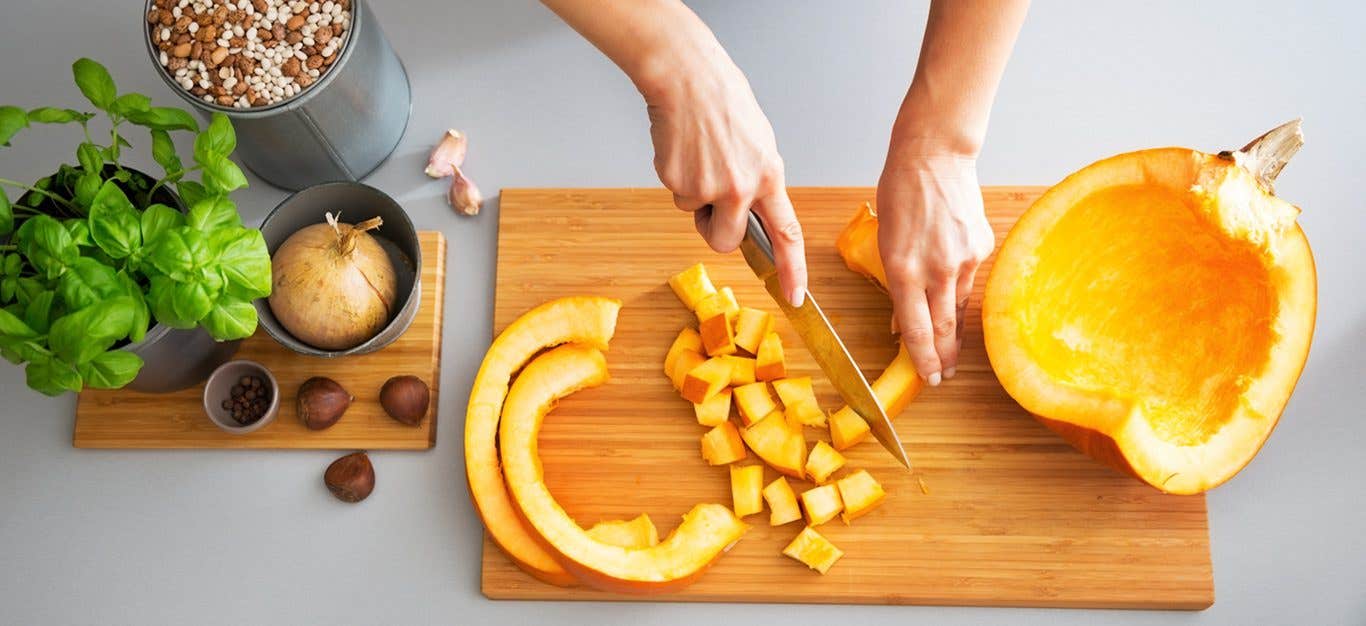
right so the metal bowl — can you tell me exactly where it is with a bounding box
[256,181,421,357]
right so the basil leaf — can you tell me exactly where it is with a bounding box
[0,306,37,339]
[88,180,142,259]
[127,106,199,132]
[176,180,209,207]
[14,277,45,307]
[23,291,55,334]
[112,93,151,118]
[25,355,83,396]
[0,105,29,146]
[211,227,271,300]
[194,112,236,161]
[16,215,76,279]
[0,277,14,304]
[73,172,102,211]
[65,219,93,247]
[140,203,183,246]
[48,296,136,364]
[77,142,103,175]
[147,275,214,328]
[199,153,248,193]
[188,195,242,231]
[3,254,19,276]
[201,298,257,341]
[58,257,119,312]
[72,58,117,111]
[0,189,11,236]
[145,226,214,281]
[27,107,93,125]
[116,271,150,343]
[149,129,183,174]
[78,349,143,389]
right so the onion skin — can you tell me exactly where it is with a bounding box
[269,215,398,350]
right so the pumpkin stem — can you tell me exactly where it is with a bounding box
[1233,118,1303,192]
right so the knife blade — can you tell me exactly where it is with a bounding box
[738,211,912,470]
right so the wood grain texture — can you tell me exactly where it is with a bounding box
[482,188,1212,609]
[71,232,446,450]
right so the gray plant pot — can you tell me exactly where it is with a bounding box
[123,324,241,393]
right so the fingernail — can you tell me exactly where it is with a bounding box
[926,372,942,386]
[788,286,806,307]
[943,367,956,380]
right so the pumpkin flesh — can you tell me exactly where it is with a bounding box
[984,144,1315,494]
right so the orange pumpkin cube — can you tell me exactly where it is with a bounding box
[732,382,779,426]
[828,407,871,450]
[663,326,704,382]
[724,355,757,386]
[730,465,765,518]
[762,476,802,526]
[693,387,732,427]
[836,469,886,523]
[755,332,786,381]
[732,307,773,354]
[670,351,708,391]
[799,483,844,526]
[741,412,807,478]
[681,357,734,404]
[773,376,826,428]
[701,421,746,466]
[668,263,717,311]
[782,526,843,574]
[804,441,846,484]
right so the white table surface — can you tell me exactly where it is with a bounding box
[1,1,1362,624]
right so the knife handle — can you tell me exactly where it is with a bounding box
[739,211,779,279]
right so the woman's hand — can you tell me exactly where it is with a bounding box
[877,150,994,385]
[642,52,807,306]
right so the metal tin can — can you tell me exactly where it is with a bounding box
[143,0,411,190]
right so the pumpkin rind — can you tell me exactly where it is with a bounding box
[982,129,1316,494]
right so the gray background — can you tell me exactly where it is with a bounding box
[1,1,1362,624]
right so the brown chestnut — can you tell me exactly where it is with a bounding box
[324,451,375,503]
[380,375,430,426]
[297,377,353,430]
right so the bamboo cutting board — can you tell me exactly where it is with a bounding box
[71,231,446,450]
[482,188,1213,609]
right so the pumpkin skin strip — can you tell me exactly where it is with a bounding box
[464,297,621,586]
[499,345,749,593]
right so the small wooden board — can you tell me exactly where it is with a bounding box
[481,188,1213,609]
[72,231,446,450]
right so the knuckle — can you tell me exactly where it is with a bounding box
[933,316,957,338]
[903,327,935,346]
[772,218,803,244]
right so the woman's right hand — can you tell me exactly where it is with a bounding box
[640,49,808,306]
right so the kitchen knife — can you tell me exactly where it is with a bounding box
[738,211,913,470]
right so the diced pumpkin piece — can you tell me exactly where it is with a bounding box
[836,469,886,523]
[714,286,740,319]
[773,376,826,428]
[804,441,846,484]
[783,526,844,574]
[732,382,779,426]
[681,357,734,404]
[668,263,717,311]
[755,332,786,381]
[670,351,707,391]
[663,326,704,382]
[724,355,756,386]
[701,421,747,465]
[586,514,660,548]
[740,412,807,478]
[697,311,737,357]
[693,387,732,427]
[799,483,844,526]
[730,465,765,517]
[828,407,872,450]
[733,307,773,354]
[762,476,802,526]
[695,288,740,324]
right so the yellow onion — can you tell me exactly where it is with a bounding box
[269,213,398,350]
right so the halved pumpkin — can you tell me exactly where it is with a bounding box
[465,296,621,586]
[982,121,1316,494]
[500,344,749,593]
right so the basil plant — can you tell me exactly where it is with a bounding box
[0,58,271,395]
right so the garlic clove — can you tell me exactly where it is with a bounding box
[425,128,467,179]
[448,166,483,216]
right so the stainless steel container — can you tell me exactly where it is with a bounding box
[143,0,411,190]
